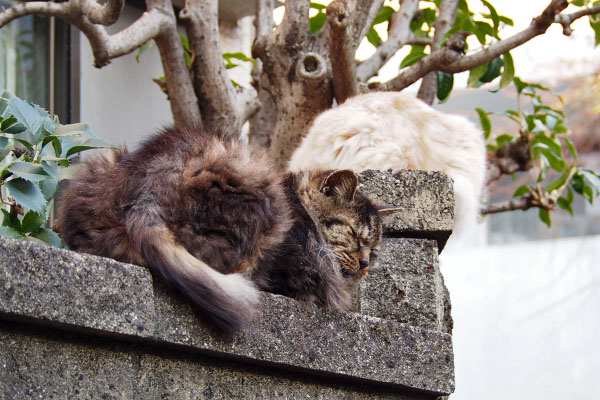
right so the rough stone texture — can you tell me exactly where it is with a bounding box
[0,322,432,400]
[360,238,453,334]
[358,170,454,252]
[0,236,455,396]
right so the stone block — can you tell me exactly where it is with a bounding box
[358,170,454,251]
[360,238,453,334]
[0,237,455,395]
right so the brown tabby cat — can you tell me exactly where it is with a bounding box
[57,127,395,332]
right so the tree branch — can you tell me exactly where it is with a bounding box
[356,0,420,82]
[282,0,312,35]
[381,0,573,91]
[482,197,532,214]
[146,0,201,128]
[180,0,241,133]
[255,0,275,38]
[417,0,459,104]
[353,0,385,49]
[555,4,600,35]
[380,32,467,91]
[81,0,125,26]
[327,0,359,104]
[0,1,71,27]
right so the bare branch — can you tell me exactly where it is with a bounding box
[482,197,532,214]
[102,9,169,63]
[555,4,600,35]
[353,0,385,48]
[327,0,359,104]
[417,0,459,104]
[356,0,420,82]
[81,0,125,26]
[0,1,71,27]
[282,0,312,35]
[180,0,241,133]
[255,0,275,38]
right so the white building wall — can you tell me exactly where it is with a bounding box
[79,7,255,150]
[442,235,600,399]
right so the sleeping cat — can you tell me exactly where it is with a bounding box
[288,91,486,234]
[57,127,394,332]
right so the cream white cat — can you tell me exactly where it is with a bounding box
[288,91,486,234]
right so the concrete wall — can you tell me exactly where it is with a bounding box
[0,170,456,399]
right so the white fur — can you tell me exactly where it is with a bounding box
[288,92,486,234]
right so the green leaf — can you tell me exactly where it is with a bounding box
[532,133,562,157]
[310,2,326,11]
[513,184,530,197]
[473,21,494,43]
[8,161,51,183]
[136,40,155,63]
[373,5,395,24]
[64,137,117,158]
[538,208,551,228]
[1,115,24,134]
[30,227,63,248]
[54,122,94,137]
[499,52,514,89]
[310,11,327,34]
[39,178,59,200]
[366,27,383,47]
[21,210,45,233]
[481,0,500,31]
[467,63,487,87]
[399,45,427,69]
[8,97,43,138]
[570,0,586,6]
[58,164,80,181]
[1,209,21,231]
[476,108,492,139]
[557,197,574,216]
[5,178,47,214]
[222,52,258,67]
[495,134,514,149]
[590,15,600,47]
[436,71,454,102]
[545,168,571,193]
[536,146,567,173]
[479,56,504,83]
[498,15,514,26]
[0,226,21,239]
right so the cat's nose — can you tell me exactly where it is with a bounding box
[359,258,369,269]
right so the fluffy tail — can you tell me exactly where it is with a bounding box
[130,222,260,332]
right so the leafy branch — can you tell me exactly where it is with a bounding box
[478,79,600,227]
[0,91,115,246]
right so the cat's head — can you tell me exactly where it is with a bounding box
[302,170,400,282]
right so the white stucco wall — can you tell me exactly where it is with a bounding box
[79,7,173,150]
[79,7,255,150]
[442,235,600,399]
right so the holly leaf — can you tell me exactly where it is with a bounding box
[5,178,47,214]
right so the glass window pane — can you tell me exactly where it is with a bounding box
[0,1,50,108]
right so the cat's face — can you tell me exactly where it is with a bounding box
[302,170,395,281]
[320,195,383,280]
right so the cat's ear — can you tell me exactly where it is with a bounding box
[376,205,403,220]
[320,170,358,201]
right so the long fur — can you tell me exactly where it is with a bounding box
[58,127,388,332]
[58,128,285,331]
[288,92,486,234]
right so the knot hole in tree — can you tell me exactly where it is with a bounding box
[295,52,327,82]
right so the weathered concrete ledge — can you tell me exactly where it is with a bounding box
[358,170,454,252]
[0,237,454,396]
